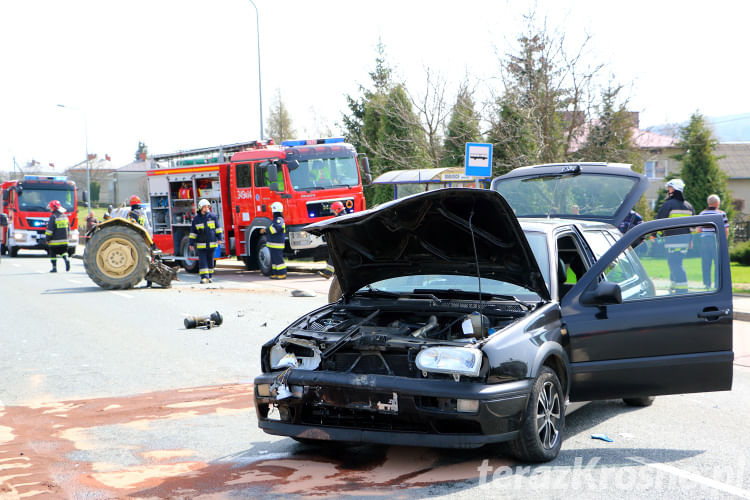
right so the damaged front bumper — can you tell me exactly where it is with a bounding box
[254,370,531,449]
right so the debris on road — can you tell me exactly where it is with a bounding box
[591,434,614,442]
[184,311,223,329]
[290,289,316,297]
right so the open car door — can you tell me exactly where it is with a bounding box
[561,214,733,401]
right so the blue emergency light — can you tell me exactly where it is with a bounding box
[282,137,345,147]
[24,175,67,181]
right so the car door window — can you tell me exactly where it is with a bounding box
[603,226,719,301]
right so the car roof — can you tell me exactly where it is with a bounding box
[519,218,618,234]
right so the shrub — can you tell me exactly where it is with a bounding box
[730,240,750,265]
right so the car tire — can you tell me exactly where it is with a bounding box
[179,235,198,273]
[256,235,272,276]
[623,396,655,407]
[509,366,565,463]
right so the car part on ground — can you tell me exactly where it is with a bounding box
[83,217,177,290]
[184,311,223,329]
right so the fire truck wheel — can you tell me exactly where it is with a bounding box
[256,235,272,276]
[1,243,6,255]
[9,246,19,257]
[84,225,150,289]
[179,236,199,273]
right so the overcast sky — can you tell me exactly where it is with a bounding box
[1,0,748,171]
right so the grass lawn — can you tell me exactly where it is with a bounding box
[639,256,750,293]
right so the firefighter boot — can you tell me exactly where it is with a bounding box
[50,261,57,273]
[64,256,70,272]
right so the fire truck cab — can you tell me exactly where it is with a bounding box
[1,176,79,257]
[147,138,369,275]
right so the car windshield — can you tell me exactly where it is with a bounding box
[494,173,636,219]
[289,156,360,191]
[361,232,549,301]
[18,187,75,212]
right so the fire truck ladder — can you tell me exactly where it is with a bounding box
[151,140,273,167]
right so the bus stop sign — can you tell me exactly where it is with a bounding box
[464,143,492,177]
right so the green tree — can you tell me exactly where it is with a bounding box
[486,95,539,176]
[266,89,296,143]
[674,112,733,221]
[342,40,429,206]
[441,85,481,167]
[90,181,100,204]
[135,142,148,161]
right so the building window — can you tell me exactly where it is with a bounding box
[645,160,668,179]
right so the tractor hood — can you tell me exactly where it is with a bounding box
[306,188,549,300]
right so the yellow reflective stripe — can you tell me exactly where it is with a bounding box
[189,233,197,239]
[282,224,286,231]
[266,242,284,249]
[269,226,276,234]
[196,243,207,249]
[56,220,68,228]
[325,264,335,273]
[272,263,287,270]
[215,228,223,234]
[195,223,205,229]
[45,230,52,236]
[209,242,218,248]
[49,240,68,246]
[199,268,211,273]
[207,221,215,228]
[668,210,693,218]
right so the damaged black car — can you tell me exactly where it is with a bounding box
[254,163,734,462]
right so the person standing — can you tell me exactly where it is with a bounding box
[189,199,223,284]
[127,195,146,225]
[319,201,346,279]
[698,194,730,289]
[266,202,286,279]
[656,179,694,294]
[45,200,70,273]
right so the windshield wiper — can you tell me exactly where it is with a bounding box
[353,285,403,298]
[413,288,526,304]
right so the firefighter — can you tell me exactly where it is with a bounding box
[656,178,694,294]
[45,200,70,273]
[127,195,147,225]
[266,202,286,279]
[319,201,346,279]
[189,199,223,284]
[127,195,154,287]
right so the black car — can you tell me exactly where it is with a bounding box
[253,163,733,462]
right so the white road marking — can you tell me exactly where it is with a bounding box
[11,263,20,267]
[628,456,750,498]
[35,270,44,274]
[111,291,133,299]
[67,279,83,284]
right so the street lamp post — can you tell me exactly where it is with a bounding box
[57,104,91,214]
[248,0,263,140]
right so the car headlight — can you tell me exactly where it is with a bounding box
[416,347,482,378]
[13,233,24,242]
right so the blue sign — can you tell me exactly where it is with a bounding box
[464,143,492,177]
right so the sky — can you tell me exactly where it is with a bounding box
[1,0,748,172]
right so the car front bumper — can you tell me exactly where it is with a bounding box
[254,370,531,449]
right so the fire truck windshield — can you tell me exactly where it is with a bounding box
[289,156,359,191]
[18,186,75,212]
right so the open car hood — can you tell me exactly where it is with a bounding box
[306,188,550,300]
[490,163,648,226]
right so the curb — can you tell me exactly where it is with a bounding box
[735,311,750,322]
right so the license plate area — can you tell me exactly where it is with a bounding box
[313,386,399,414]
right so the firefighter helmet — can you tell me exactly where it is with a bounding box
[198,199,211,209]
[331,201,345,215]
[665,178,685,192]
[47,200,61,211]
[271,202,283,213]
[129,195,141,206]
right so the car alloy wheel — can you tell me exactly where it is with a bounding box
[537,380,561,450]
[509,366,565,462]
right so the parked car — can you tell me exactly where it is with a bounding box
[253,163,733,462]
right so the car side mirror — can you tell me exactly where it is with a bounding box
[268,163,279,183]
[581,281,623,305]
[359,156,372,184]
[0,213,7,227]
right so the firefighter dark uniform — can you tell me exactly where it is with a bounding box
[45,202,70,272]
[267,205,286,279]
[189,201,223,283]
[656,181,694,294]
[127,207,146,226]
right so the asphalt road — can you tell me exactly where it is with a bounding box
[1,251,749,499]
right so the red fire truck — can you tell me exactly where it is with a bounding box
[147,138,370,274]
[1,176,79,257]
